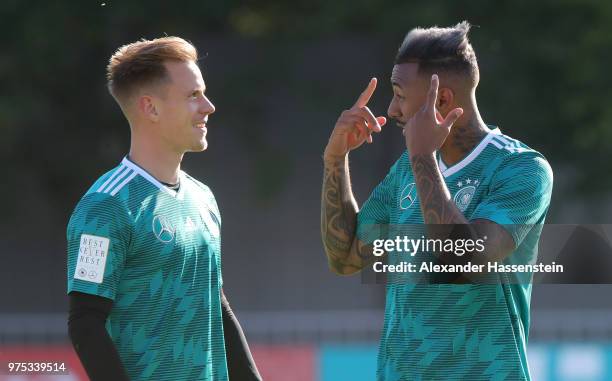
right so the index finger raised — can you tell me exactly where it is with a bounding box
[426,74,439,112]
[353,77,377,108]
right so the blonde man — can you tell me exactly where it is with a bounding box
[67,37,260,381]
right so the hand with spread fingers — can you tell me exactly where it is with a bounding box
[403,74,464,158]
[324,78,387,161]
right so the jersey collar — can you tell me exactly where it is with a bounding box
[437,126,501,178]
[121,156,185,199]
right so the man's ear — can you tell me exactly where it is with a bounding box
[437,87,455,114]
[138,95,160,122]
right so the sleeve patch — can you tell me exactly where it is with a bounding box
[73,234,110,284]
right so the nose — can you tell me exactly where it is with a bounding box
[200,96,215,115]
[387,98,401,120]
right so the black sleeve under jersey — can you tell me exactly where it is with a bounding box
[68,292,130,381]
[222,291,263,381]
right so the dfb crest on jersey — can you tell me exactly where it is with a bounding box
[453,178,480,212]
[152,215,175,243]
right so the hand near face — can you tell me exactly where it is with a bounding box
[403,74,463,157]
[324,78,387,161]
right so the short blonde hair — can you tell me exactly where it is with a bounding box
[106,36,198,104]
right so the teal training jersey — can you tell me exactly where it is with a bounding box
[358,127,553,381]
[67,157,228,381]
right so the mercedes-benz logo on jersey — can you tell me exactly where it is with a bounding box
[152,215,175,243]
[454,185,476,212]
[399,182,417,209]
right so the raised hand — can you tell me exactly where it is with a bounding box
[324,78,387,161]
[403,74,464,157]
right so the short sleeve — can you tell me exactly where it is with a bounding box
[469,154,553,247]
[357,163,398,243]
[207,193,223,288]
[67,193,132,300]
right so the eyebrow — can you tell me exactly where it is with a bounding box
[190,87,206,94]
[391,81,403,88]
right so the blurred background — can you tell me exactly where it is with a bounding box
[1,0,612,380]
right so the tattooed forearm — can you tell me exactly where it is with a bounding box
[321,157,356,256]
[410,153,515,278]
[410,153,467,225]
[321,156,363,274]
[322,157,356,251]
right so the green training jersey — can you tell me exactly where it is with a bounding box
[358,127,553,380]
[67,157,228,381]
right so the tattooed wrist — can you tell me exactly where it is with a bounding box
[323,151,348,164]
[411,153,467,225]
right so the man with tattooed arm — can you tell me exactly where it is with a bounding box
[320,22,552,380]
